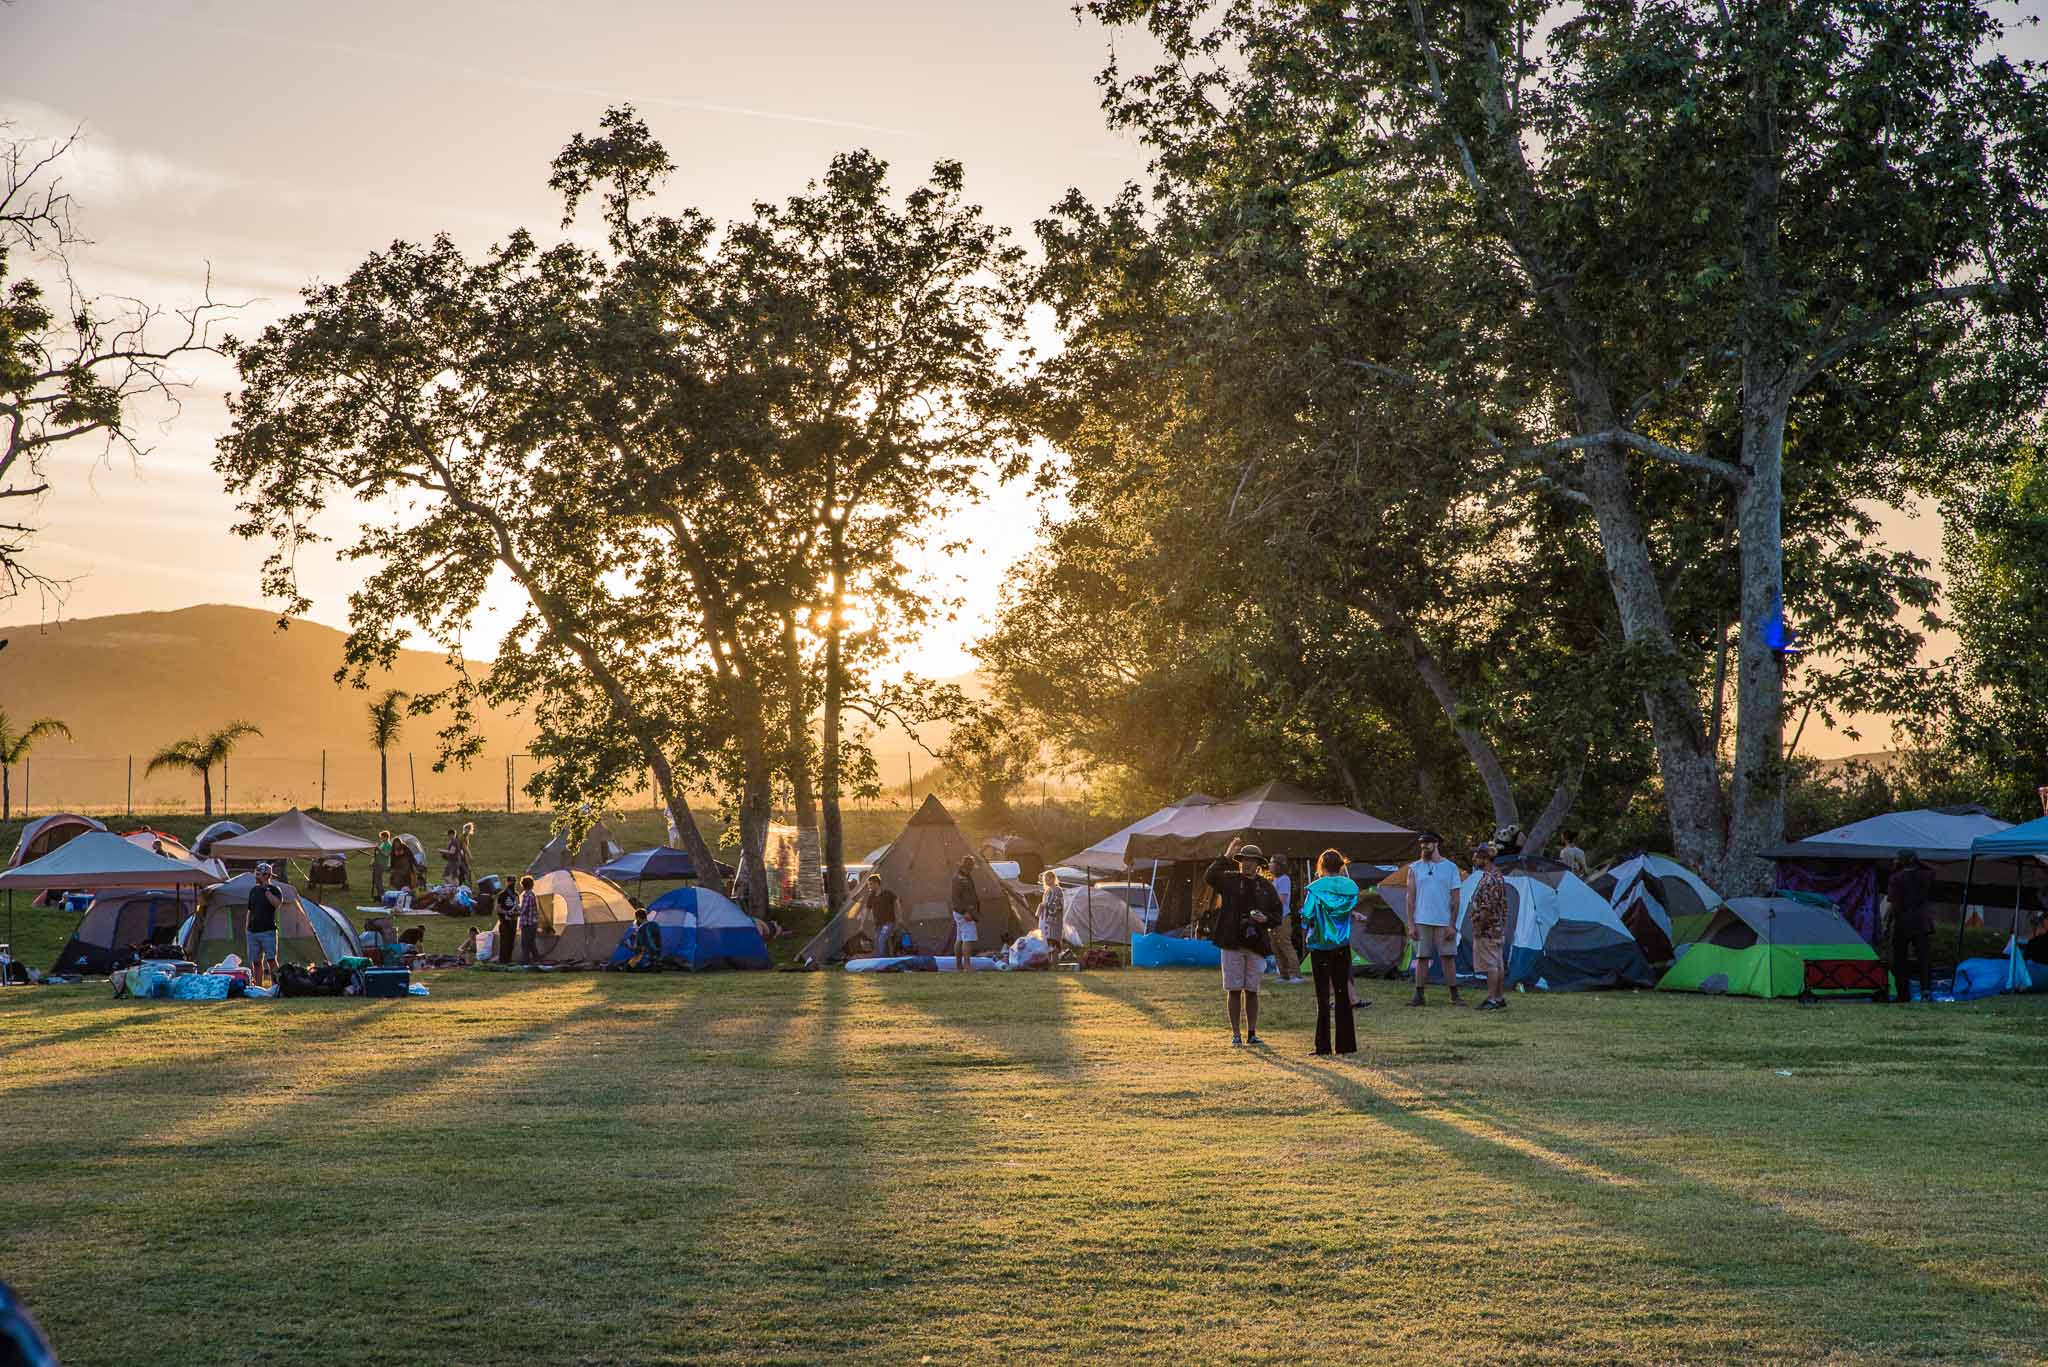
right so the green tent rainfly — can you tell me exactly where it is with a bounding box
[1657,894,1888,1000]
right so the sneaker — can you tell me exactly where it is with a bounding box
[1232,1033,1243,1047]
[1475,998,1502,1011]
[1355,997,1373,1009]
[1245,1032,1264,1046]
[1448,992,1469,1007]
[1407,991,1426,1007]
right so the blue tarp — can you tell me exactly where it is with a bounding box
[1951,941,2045,1000]
[1132,934,1223,968]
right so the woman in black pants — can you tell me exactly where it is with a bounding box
[1299,848,1364,1055]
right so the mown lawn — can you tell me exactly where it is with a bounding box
[2,968,2044,1365]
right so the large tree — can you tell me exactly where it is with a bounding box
[1076,0,2048,885]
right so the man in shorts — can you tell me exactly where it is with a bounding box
[1206,838,1283,1046]
[1468,843,1511,1011]
[950,856,980,971]
[246,863,283,988]
[1406,831,1466,1007]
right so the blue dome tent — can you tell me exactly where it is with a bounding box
[619,885,771,971]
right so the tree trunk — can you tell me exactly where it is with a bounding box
[202,767,213,819]
[1522,755,1585,855]
[779,610,826,908]
[380,749,390,816]
[2,765,10,823]
[736,724,774,918]
[1364,595,1519,831]
[820,529,849,915]
[1719,2,1792,894]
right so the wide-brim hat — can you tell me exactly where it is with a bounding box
[1234,844,1267,865]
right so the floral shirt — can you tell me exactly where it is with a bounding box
[1469,869,1511,941]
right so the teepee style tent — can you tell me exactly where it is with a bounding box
[797,796,1027,964]
[528,822,624,878]
[208,809,377,861]
[623,886,771,970]
[1657,895,1886,999]
[1058,794,1220,877]
[9,813,106,867]
[50,890,194,975]
[177,874,359,968]
[525,869,637,963]
[1587,853,1723,963]
[1059,886,1147,946]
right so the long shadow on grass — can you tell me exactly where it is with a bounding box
[1251,1049,2041,1359]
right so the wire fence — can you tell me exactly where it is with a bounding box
[0,752,945,817]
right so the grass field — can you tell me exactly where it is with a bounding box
[3,966,2046,1365]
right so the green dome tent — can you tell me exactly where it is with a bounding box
[1657,894,1887,999]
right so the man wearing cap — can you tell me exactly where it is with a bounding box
[1206,837,1283,1046]
[247,863,283,988]
[1406,832,1466,1006]
[1468,843,1511,1011]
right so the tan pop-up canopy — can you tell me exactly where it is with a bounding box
[209,809,377,861]
[1125,781,1418,865]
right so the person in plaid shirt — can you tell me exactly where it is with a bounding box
[1468,844,1511,1012]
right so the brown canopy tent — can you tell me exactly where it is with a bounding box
[209,809,378,861]
[1125,781,1419,934]
[798,795,1028,964]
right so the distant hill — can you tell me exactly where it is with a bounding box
[0,605,534,813]
[0,603,974,815]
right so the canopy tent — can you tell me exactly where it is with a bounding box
[1127,782,1417,935]
[1587,853,1723,963]
[1657,894,1884,999]
[528,822,623,879]
[797,795,1028,964]
[596,846,735,886]
[0,832,223,892]
[1057,794,1219,877]
[50,890,195,975]
[1059,886,1147,946]
[524,869,637,963]
[1761,806,2017,942]
[621,885,771,971]
[191,820,247,857]
[1950,815,2048,963]
[177,874,358,968]
[209,809,377,861]
[9,813,105,867]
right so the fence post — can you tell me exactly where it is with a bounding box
[320,749,328,810]
[222,758,228,814]
[506,756,513,814]
[409,753,417,813]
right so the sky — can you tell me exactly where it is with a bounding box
[5,0,2047,760]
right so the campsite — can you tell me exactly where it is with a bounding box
[11,0,2048,1361]
[4,797,2048,1362]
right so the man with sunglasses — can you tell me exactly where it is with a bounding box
[1406,831,1466,1007]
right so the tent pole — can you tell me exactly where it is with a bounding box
[1954,853,1978,968]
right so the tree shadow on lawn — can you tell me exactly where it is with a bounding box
[1250,1048,2045,1359]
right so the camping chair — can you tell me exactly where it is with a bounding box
[308,856,349,890]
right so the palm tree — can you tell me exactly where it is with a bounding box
[0,710,71,822]
[146,721,262,818]
[368,690,407,816]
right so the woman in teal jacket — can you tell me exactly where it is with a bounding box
[1300,849,1363,1055]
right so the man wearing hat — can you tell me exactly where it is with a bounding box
[247,863,284,988]
[1406,831,1466,1006]
[1205,837,1284,1046]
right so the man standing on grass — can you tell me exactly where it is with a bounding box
[950,856,980,971]
[246,863,283,988]
[1206,837,1282,1046]
[1406,832,1465,1007]
[1883,850,1935,1004]
[866,873,901,956]
[1468,844,1511,1011]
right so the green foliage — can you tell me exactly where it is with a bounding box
[1944,442,2048,808]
